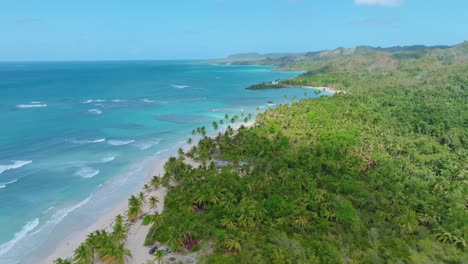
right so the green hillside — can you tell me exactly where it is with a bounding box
[145,43,467,263]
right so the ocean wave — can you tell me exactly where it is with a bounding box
[70,138,106,144]
[171,84,189,89]
[0,218,39,257]
[30,195,91,237]
[30,101,42,104]
[0,160,32,175]
[83,99,106,104]
[100,156,116,163]
[141,98,155,103]
[0,179,18,190]
[75,167,100,179]
[111,99,126,103]
[42,205,55,214]
[136,140,161,150]
[16,104,47,109]
[88,109,103,115]
[108,139,135,146]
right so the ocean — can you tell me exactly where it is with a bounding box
[0,61,324,263]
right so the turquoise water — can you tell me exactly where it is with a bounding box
[0,61,323,263]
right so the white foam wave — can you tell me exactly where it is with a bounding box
[141,99,155,103]
[42,205,55,214]
[100,156,116,163]
[83,99,106,104]
[111,99,126,103]
[30,101,42,104]
[70,138,106,144]
[75,167,100,179]
[88,109,103,115]
[108,139,135,146]
[0,218,39,257]
[16,104,47,109]
[30,196,91,237]
[136,140,161,150]
[0,179,18,190]
[0,160,32,175]
[171,84,189,89]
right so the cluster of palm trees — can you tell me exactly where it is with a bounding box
[55,215,131,264]
[189,112,253,143]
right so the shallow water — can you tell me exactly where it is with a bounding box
[0,61,324,263]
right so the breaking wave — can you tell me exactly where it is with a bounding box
[70,138,106,144]
[0,160,32,175]
[75,167,100,179]
[108,139,135,146]
[16,104,47,109]
[88,109,103,115]
[171,84,189,89]
[0,218,40,257]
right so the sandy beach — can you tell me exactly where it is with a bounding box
[40,121,255,264]
[300,86,346,95]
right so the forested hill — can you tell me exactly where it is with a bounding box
[145,43,467,263]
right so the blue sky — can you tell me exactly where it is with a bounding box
[1,0,467,60]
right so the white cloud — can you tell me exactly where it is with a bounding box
[354,0,402,6]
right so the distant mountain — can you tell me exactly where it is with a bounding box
[214,42,467,70]
[214,52,306,63]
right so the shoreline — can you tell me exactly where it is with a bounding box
[246,82,345,95]
[299,85,346,95]
[39,120,255,264]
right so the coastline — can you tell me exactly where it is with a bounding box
[299,86,346,95]
[246,82,345,95]
[39,121,255,264]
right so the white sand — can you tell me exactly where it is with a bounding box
[40,121,255,264]
[300,86,346,95]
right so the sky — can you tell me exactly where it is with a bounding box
[0,0,467,60]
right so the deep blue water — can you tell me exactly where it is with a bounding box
[0,61,323,263]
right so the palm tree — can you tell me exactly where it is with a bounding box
[167,231,184,252]
[187,137,192,144]
[127,195,142,221]
[224,114,229,120]
[222,237,242,253]
[200,126,207,137]
[148,196,159,210]
[150,176,161,189]
[148,213,163,241]
[112,215,128,242]
[138,191,146,204]
[54,258,72,264]
[154,250,166,264]
[178,148,184,156]
[212,121,219,131]
[73,243,93,264]
[143,184,151,193]
[100,243,132,264]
